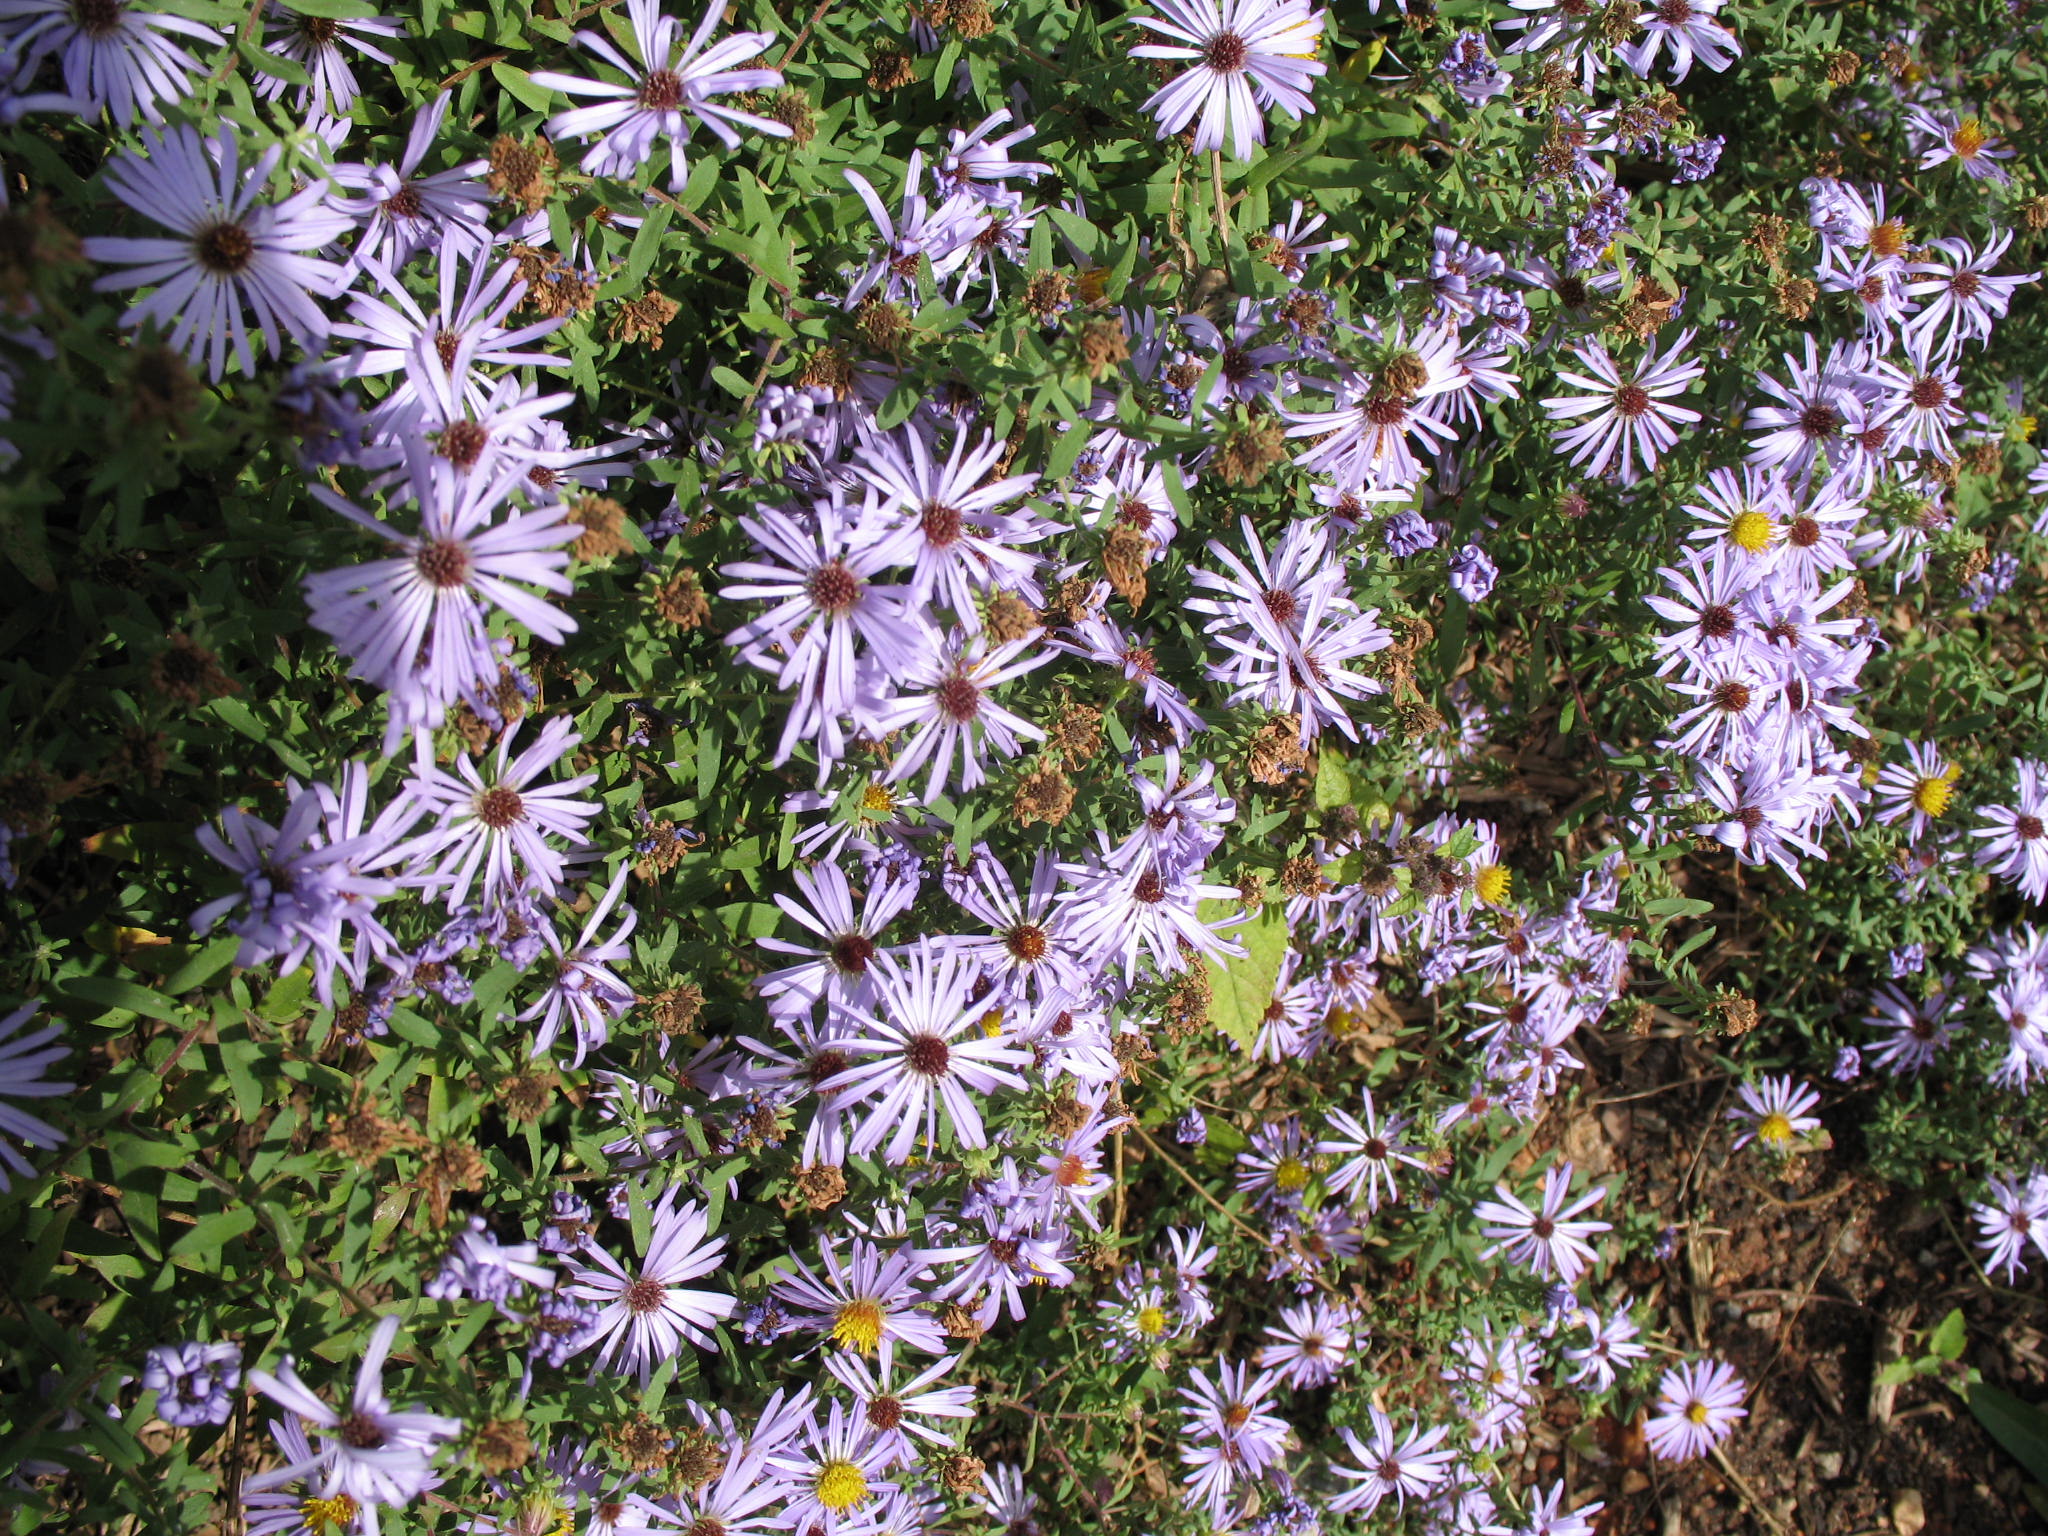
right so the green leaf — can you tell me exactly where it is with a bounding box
[1929,1307,1968,1361]
[57,975,181,1024]
[1970,1386,2048,1486]
[258,969,311,1024]
[1200,901,1285,1052]
[491,62,556,113]
[169,1207,258,1260]
[1313,750,1353,812]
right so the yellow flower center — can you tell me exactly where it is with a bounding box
[832,1298,885,1353]
[1136,1304,1168,1336]
[1728,508,1775,552]
[1474,864,1512,906]
[2014,415,2038,442]
[1685,1400,1712,1424]
[861,781,897,815]
[301,1496,361,1534]
[1954,116,1989,158]
[1326,1006,1364,1037]
[1757,1110,1795,1145]
[1912,775,1954,818]
[1274,1156,1309,1192]
[980,1007,1005,1038]
[815,1458,871,1511]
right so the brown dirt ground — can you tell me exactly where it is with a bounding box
[1534,1027,2048,1536]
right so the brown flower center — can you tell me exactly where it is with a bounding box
[807,561,860,614]
[1614,383,1653,418]
[475,786,526,829]
[935,674,981,723]
[829,934,875,975]
[638,68,685,110]
[920,502,964,547]
[906,1034,951,1076]
[194,222,255,275]
[1202,30,1249,71]
[625,1276,668,1314]
[339,1412,387,1450]
[1006,923,1048,961]
[1798,402,1843,440]
[415,538,471,588]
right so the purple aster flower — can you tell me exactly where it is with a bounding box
[854,423,1049,626]
[246,1314,463,1520]
[82,125,351,380]
[302,451,576,753]
[1447,541,1497,601]
[254,2,403,117]
[1618,0,1741,81]
[865,629,1052,804]
[1973,1171,2048,1281]
[1727,1074,1821,1151]
[1829,1045,1862,1082]
[142,1340,241,1429]
[1177,1359,1289,1525]
[821,937,1031,1165]
[1257,1299,1352,1388]
[424,1217,556,1306]
[1671,134,1724,182]
[1474,1160,1611,1283]
[1175,1108,1209,1145]
[1129,0,1328,162]
[1905,233,2038,358]
[1563,1300,1647,1391]
[0,1002,66,1193]
[1743,336,1875,486]
[0,0,218,125]
[722,493,925,774]
[558,1185,735,1384]
[1905,105,2014,185]
[1542,328,1704,482]
[528,1291,602,1368]
[937,108,1050,197]
[529,0,791,190]
[328,96,493,271]
[1316,1087,1421,1213]
[396,714,599,912]
[1871,738,1957,843]
[518,864,637,1068]
[192,783,401,980]
[1644,1358,1746,1461]
[1056,835,1245,986]
[1328,1409,1454,1517]
[1439,30,1507,105]
[1973,758,2048,902]
[755,858,917,1018]
[770,1235,950,1363]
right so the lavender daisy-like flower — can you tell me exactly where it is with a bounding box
[529,0,792,190]
[0,0,219,125]
[1177,1359,1290,1524]
[770,1235,950,1361]
[1871,738,1958,843]
[1129,0,1327,162]
[1542,328,1704,482]
[302,450,576,753]
[1563,1300,1648,1391]
[856,424,1048,626]
[765,1399,896,1535]
[82,125,351,380]
[558,1186,735,1384]
[1257,1299,1353,1388]
[1618,0,1740,82]
[0,1002,66,1194]
[328,96,493,271]
[1474,1161,1611,1284]
[246,1314,463,1521]
[723,493,925,771]
[1328,1408,1454,1516]
[397,714,600,912]
[866,630,1053,804]
[1315,1087,1421,1213]
[823,938,1031,1165]
[254,2,403,117]
[519,863,637,1067]
[1905,233,2039,359]
[142,1340,242,1429]
[1974,759,2048,903]
[1643,1357,1746,1461]
[1905,104,2015,185]
[1727,1074,1821,1151]
[1973,1171,2048,1281]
